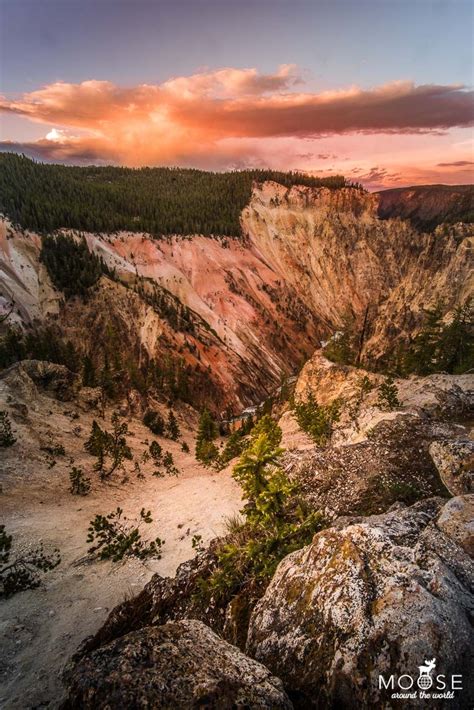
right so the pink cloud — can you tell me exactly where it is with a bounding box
[0,67,473,185]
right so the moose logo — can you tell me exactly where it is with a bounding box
[417,659,436,689]
[378,655,463,700]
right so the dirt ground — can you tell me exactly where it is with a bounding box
[0,375,242,708]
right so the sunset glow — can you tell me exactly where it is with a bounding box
[1,0,473,189]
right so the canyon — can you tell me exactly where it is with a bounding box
[0,174,473,708]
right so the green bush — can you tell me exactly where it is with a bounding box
[69,466,91,496]
[86,507,164,561]
[84,412,132,479]
[293,393,340,445]
[377,376,400,410]
[143,409,165,436]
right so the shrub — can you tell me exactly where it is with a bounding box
[84,412,132,479]
[149,440,163,463]
[196,439,219,466]
[192,534,204,553]
[163,451,179,476]
[86,507,164,561]
[143,409,165,436]
[377,377,400,410]
[0,411,16,448]
[0,525,60,598]
[293,393,340,445]
[181,441,190,453]
[69,466,91,495]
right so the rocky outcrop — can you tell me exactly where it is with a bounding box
[246,497,474,709]
[63,619,292,709]
[243,182,473,362]
[429,440,474,496]
[377,184,474,231]
[0,359,78,402]
[437,495,474,556]
[284,415,451,518]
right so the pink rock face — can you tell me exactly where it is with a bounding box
[0,181,471,409]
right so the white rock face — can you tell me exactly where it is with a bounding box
[246,498,474,709]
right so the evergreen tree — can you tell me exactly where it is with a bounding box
[166,410,180,440]
[69,466,91,495]
[0,154,354,240]
[0,411,16,448]
[84,421,109,476]
[249,414,282,448]
[82,354,96,387]
[437,299,473,373]
[377,377,400,410]
[404,302,444,374]
[195,408,218,465]
[143,409,165,435]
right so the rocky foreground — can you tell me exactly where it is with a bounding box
[56,355,473,709]
[63,496,473,709]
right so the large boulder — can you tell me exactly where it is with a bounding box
[246,498,474,709]
[437,495,474,556]
[429,440,474,496]
[1,359,78,401]
[63,619,292,709]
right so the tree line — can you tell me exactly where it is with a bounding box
[0,153,359,238]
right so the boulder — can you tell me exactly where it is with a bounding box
[16,360,78,400]
[77,386,103,412]
[429,440,474,496]
[246,498,474,709]
[436,494,474,556]
[63,619,292,709]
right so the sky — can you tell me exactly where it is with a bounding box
[0,0,473,189]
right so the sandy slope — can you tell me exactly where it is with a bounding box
[0,382,242,708]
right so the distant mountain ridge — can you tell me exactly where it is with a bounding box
[377,183,474,230]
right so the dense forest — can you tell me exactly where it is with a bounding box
[0,153,358,238]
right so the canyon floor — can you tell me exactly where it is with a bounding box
[0,374,242,709]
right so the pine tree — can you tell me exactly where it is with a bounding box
[82,354,96,387]
[405,302,444,374]
[84,421,109,476]
[166,410,180,440]
[195,409,218,465]
[377,377,400,410]
[0,411,16,448]
[438,299,473,373]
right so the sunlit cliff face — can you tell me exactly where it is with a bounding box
[1,65,473,189]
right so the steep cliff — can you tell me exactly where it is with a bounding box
[378,184,474,230]
[1,181,472,409]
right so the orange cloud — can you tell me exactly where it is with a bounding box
[0,67,473,174]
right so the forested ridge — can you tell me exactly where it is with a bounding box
[0,153,357,238]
